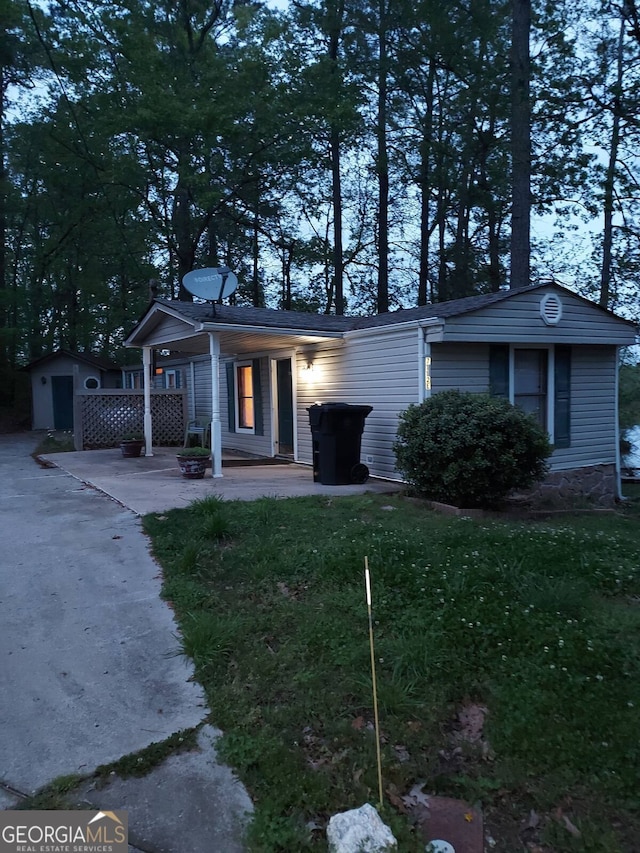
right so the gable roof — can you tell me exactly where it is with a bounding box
[150,288,521,331]
[125,281,637,348]
[24,349,121,372]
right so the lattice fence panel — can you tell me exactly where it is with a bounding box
[79,391,186,448]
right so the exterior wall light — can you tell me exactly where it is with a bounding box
[301,360,317,382]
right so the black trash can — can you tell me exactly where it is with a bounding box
[307,402,373,485]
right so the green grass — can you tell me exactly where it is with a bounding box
[33,430,75,455]
[144,494,640,852]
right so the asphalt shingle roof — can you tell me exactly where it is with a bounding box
[150,282,636,337]
[157,286,541,333]
[156,299,353,332]
[24,349,120,371]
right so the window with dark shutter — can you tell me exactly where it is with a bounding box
[226,362,236,432]
[252,358,264,436]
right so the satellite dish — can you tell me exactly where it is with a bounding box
[182,266,238,301]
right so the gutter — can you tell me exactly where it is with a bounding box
[344,316,444,340]
[199,321,345,339]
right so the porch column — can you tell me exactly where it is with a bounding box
[209,332,223,477]
[143,346,153,457]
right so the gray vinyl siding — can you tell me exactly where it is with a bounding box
[143,314,199,347]
[190,357,212,421]
[296,328,420,479]
[438,288,636,346]
[430,343,490,392]
[431,342,619,472]
[550,346,618,470]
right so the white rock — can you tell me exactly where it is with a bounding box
[327,803,397,853]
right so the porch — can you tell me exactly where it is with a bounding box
[39,446,400,516]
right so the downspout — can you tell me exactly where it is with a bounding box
[209,333,223,478]
[418,328,432,403]
[143,346,153,457]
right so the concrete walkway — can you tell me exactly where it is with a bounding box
[38,445,400,515]
[0,434,252,851]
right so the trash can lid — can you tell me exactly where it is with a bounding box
[307,402,373,413]
[307,402,372,427]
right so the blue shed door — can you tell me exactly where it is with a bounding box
[51,376,74,430]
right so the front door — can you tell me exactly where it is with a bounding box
[51,375,74,430]
[275,358,294,456]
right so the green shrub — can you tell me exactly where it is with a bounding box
[176,446,211,457]
[393,390,551,508]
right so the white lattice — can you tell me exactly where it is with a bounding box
[79,391,186,448]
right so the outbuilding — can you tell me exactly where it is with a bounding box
[124,282,638,503]
[25,350,122,431]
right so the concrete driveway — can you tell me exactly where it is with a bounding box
[0,434,251,851]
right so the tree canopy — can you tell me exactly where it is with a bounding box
[2,0,640,406]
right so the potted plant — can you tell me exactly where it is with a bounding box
[176,445,211,479]
[120,433,145,458]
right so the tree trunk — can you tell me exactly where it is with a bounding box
[252,186,263,307]
[172,178,195,300]
[376,0,389,314]
[0,61,9,404]
[330,124,344,315]
[510,0,531,289]
[328,0,345,315]
[600,16,625,309]
[418,58,436,306]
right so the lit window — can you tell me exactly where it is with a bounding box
[236,364,254,430]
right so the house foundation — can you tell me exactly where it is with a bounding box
[524,464,617,508]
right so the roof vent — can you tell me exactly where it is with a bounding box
[540,293,562,325]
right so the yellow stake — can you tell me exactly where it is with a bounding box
[364,556,384,809]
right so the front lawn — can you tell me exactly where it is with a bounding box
[144,495,640,852]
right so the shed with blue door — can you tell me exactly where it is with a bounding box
[25,350,122,431]
[124,282,637,503]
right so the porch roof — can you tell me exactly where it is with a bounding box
[124,299,349,355]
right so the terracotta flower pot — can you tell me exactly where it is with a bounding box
[177,453,210,479]
[120,439,144,458]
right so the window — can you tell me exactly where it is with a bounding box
[236,363,255,431]
[164,369,179,389]
[514,349,547,428]
[126,371,143,389]
[84,376,100,390]
[225,359,264,436]
[490,345,571,448]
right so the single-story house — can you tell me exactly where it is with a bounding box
[124,282,638,503]
[25,349,122,431]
